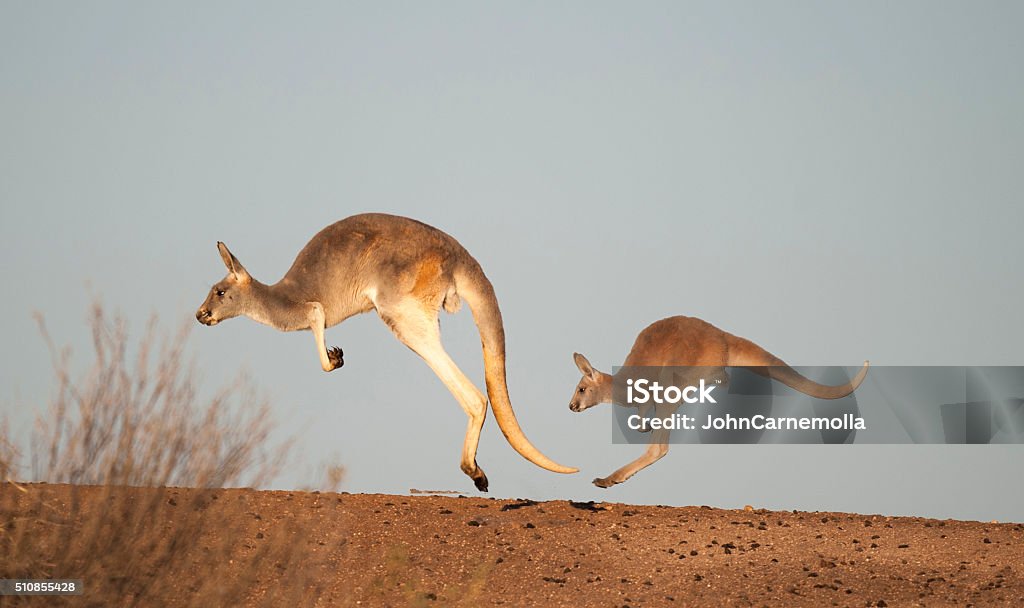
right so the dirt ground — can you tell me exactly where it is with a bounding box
[3,484,1022,607]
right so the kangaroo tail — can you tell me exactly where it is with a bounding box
[726,335,869,399]
[455,263,578,474]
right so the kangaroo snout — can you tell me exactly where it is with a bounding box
[569,402,592,413]
[195,308,218,326]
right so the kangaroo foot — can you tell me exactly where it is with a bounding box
[593,477,618,489]
[327,346,344,370]
[463,462,489,492]
[473,469,489,492]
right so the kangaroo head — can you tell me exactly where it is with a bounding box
[570,352,613,412]
[196,242,255,326]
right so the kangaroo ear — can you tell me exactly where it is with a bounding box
[217,241,251,283]
[573,352,596,378]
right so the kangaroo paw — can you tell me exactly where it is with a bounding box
[593,477,618,489]
[327,346,345,371]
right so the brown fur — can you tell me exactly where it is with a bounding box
[570,315,869,488]
[196,213,577,491]
[410,252,446,305]
[617,316,868,400]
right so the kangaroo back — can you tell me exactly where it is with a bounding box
[455,262,577,474]
[726,335,869,400]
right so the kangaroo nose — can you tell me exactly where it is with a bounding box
[196,309,210,321]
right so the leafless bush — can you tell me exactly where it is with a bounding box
[0,303,327,607]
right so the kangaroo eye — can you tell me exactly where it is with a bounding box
[216,290,225,297]
[578,387,586,394]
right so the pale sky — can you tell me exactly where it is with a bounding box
[2,2,1022,521]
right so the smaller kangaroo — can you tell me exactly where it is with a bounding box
[570,316,869,488]
[195,213,577,490]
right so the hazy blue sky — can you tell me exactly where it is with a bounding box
[2,2,1022,521]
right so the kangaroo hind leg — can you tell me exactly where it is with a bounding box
[379,301,489,491]
[594,427,670,488]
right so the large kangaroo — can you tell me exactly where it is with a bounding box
[196,213,577,490]
[569,316,868,488]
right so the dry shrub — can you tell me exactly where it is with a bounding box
[0,303,326,607]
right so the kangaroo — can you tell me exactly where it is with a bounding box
[569,315,869,488]
[195,213,577,490]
